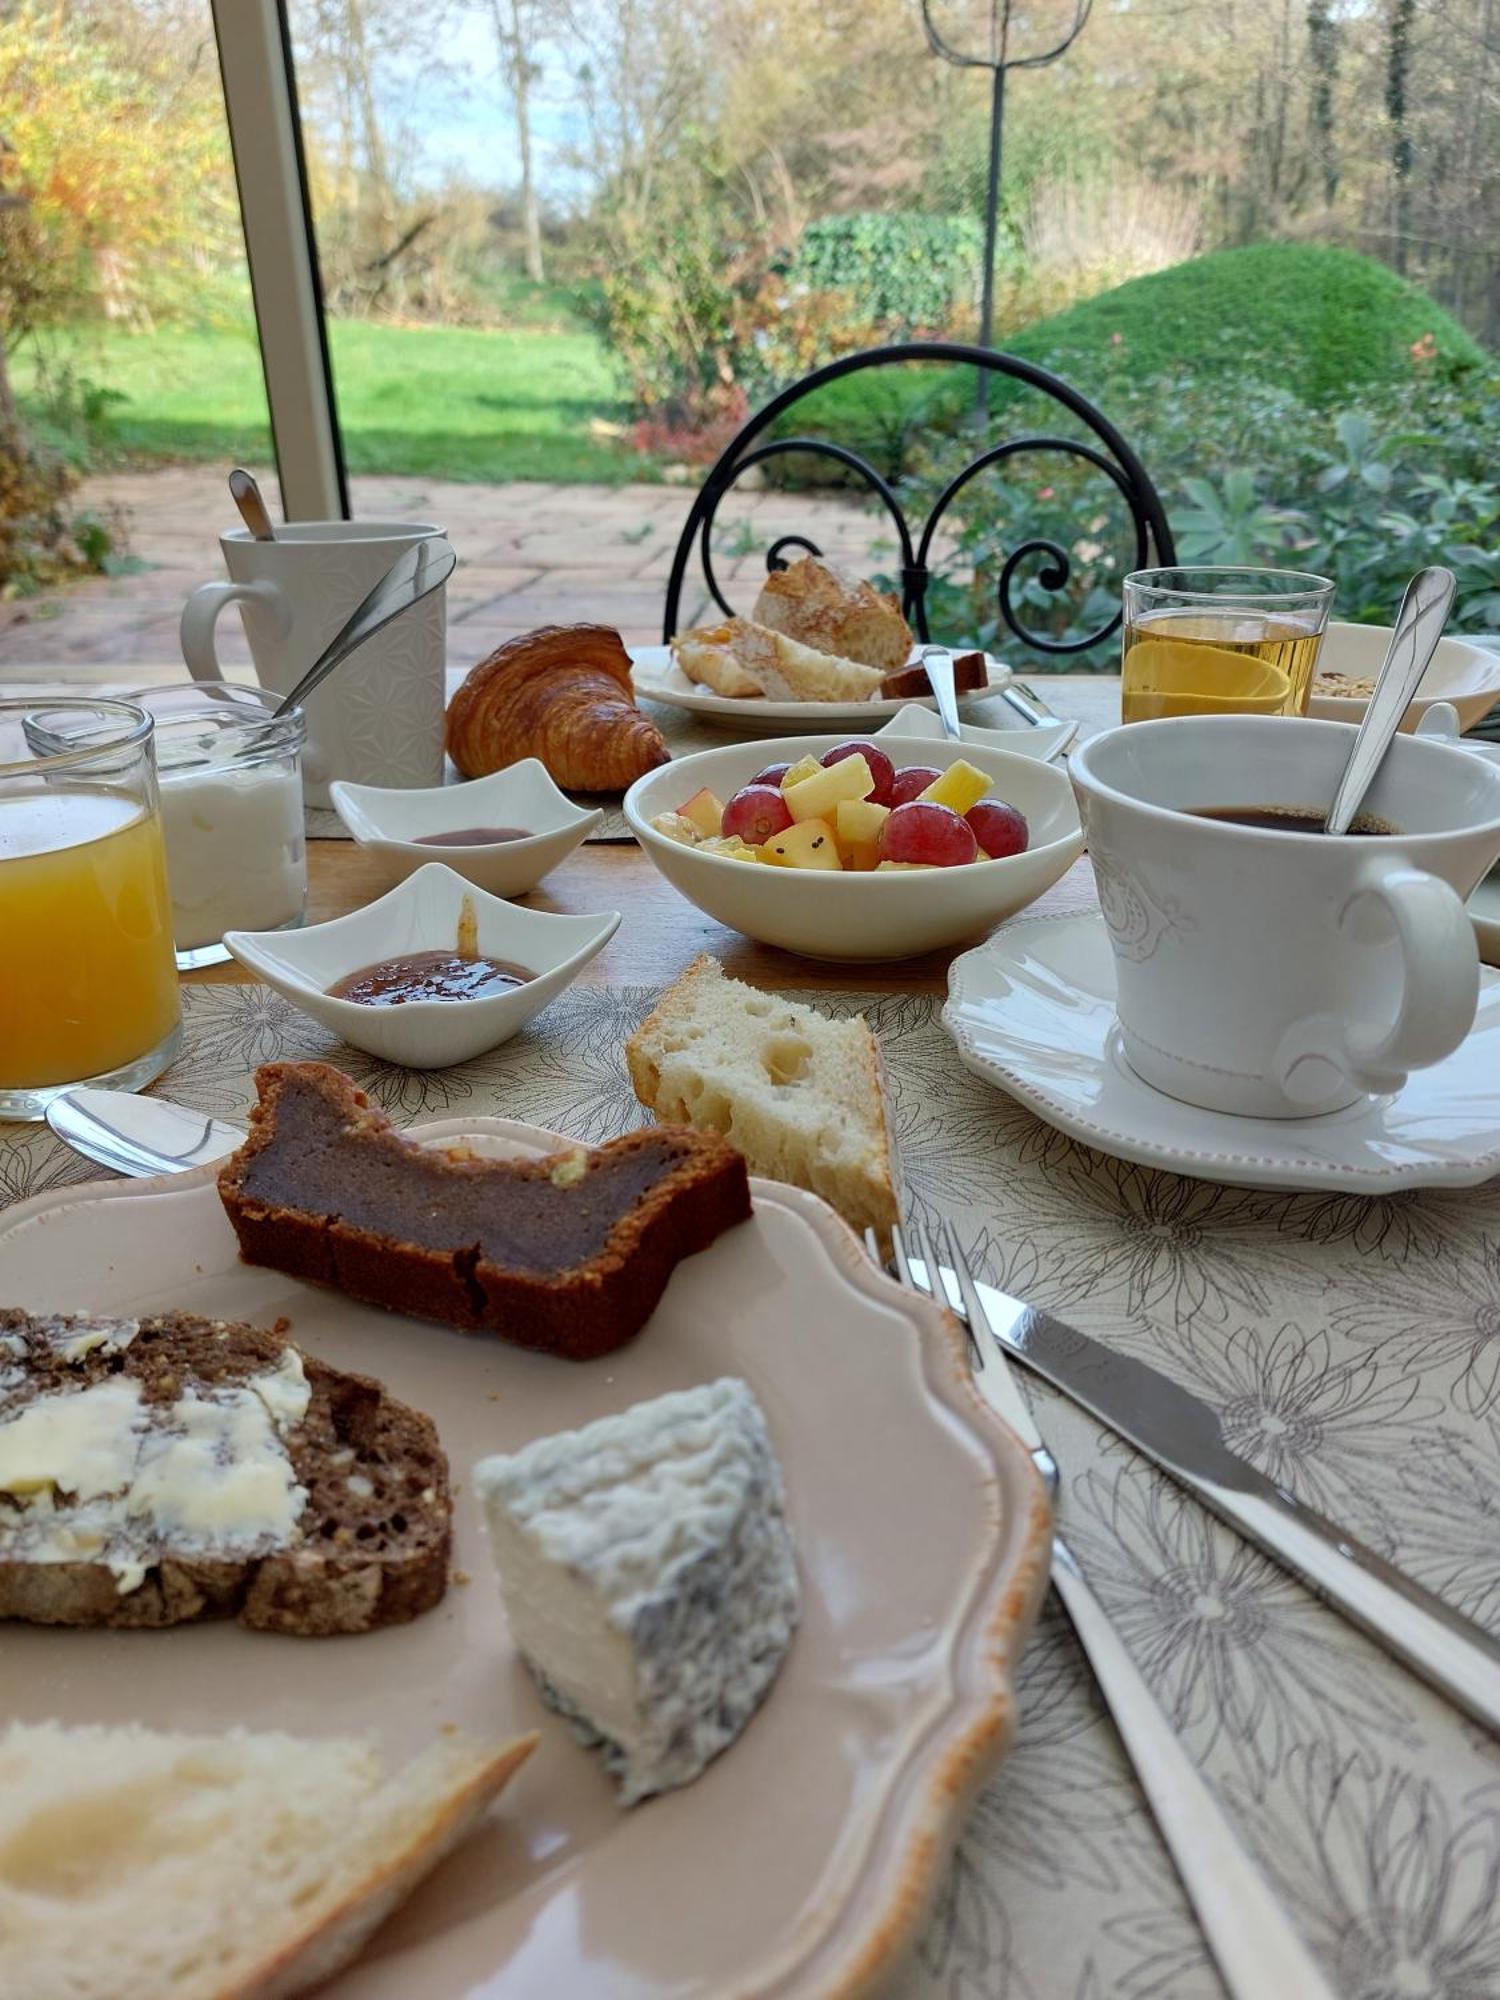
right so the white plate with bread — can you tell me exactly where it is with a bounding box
[0,1065,1050,1998]
[643,553,1011,731]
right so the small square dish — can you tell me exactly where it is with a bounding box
[329,760,603,896]
[225,862,619,1067]
[875,700,1077,763]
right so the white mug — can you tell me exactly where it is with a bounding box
[180,522,447,807]
[1070,714,1500,1117]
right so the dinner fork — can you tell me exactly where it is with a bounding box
[872,1218,1338,2000]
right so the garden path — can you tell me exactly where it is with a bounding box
[0,467,896,677]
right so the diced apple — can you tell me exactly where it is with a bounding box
[836,796,891,871]
[783,753,874,825]
[917,759,992,815]
[763,817,844,870]
[677,786,725,839]
[876,860,931,870]
[779,754,823,791]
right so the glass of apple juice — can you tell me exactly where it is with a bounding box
[0,698,182,1120]
[1121,567,1335,723]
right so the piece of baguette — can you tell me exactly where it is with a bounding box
[753,556,913,671]
[729,621,887,703]
[0,1307,450,1634]
[626,955,899,1246]
[0,1719,535,2000]
[672,623,764,699]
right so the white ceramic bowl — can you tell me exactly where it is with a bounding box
[1309,621,1500,732]
[329,760,602,896]
[225,862,619,1067]
[624,733,1083,961]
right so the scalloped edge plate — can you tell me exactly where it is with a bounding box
[0,1118,1050,1999]
[945,911,1500,1191]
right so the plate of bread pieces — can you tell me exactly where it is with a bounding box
[634,555,1010,732]
[0,986,1050,2000]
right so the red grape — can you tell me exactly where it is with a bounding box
[966,800,1030,859]
[821,739,895,806]
[722,784,794,844]
[888,764,944,807]
[879,801,978,867]
[751,761,792,789]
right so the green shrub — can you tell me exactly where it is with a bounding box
[790,214,983,335]
[1003,243,1484,404]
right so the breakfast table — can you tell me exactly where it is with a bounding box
[5,662,1500,2000]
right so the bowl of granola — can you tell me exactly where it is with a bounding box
[1309,621,1500,732]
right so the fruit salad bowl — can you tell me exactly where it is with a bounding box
[624,733,1082,961]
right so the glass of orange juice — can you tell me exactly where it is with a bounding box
[1121,567,1335,723]
[0,698,182,1121]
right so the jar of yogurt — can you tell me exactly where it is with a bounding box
[129,683,307,969]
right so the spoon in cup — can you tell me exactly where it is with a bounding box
[1324,566,1457,835]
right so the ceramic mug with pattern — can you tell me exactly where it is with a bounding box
[181,522,446,806]
[1071,713,1500,1117]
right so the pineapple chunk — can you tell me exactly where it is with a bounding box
[677,786,725,839]
[836,797,890,872]
[697,834,762,862]
[917,759,992,815]
[783,754,874,825]
[763,817,844,870]
[876,860,931,870]
[779,754,823,791]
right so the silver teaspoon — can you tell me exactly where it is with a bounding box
[46,1089,244,1179]
[272,535,456,720]
[1325,566,1457,835]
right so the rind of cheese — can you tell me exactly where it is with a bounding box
[475,1377,799,1804]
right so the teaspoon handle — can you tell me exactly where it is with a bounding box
[1325,566,1456,835]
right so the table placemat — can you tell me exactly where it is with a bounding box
[9,981,1499,1996]
[303,692,1040,845]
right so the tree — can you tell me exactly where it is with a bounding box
[489,0,546,282]
[1386,0,1416,270]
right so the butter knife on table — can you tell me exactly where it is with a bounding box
[966,1271,1500,1734]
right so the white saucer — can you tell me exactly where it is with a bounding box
[943,911,1500,1191]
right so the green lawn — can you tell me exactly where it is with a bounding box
[17,316,636,484]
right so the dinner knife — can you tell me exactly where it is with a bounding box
[968,1272,1500,1735]
[46,1089,243,1179]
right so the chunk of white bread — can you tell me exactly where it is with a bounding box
[0,1719,535,2000]
[672,619,886,703]
[731,621,887,702]
[626,954,899,1244]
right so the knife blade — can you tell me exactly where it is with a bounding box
[970,1273,1500,1735]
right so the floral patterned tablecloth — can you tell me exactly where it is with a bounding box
[6,979,1499,2000]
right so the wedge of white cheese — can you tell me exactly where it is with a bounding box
[474,1377,799,1804]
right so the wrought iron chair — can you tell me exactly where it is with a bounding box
[661,340,1176,659]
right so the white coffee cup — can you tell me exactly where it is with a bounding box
[181,522,447,807]
[1070,714,1500,1117]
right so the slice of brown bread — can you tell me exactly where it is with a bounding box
[0,1306,450,1634]
[879,650,989,700]
[217,1061,752,1362]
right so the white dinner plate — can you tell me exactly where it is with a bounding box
[631,644,1012,733]
[0,1120,1049,1999]
[944,911,1500,1192]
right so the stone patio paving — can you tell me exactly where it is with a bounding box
[0,467,900,680]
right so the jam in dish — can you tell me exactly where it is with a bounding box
[327,951,532,1006]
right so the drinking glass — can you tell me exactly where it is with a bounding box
[0,697,182,1121]
[1121,567,1335,723]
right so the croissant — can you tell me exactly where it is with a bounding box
[446,624,669,792]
